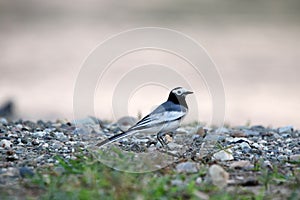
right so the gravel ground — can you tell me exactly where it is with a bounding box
[0,117,299,199]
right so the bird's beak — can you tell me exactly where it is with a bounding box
[184,91,193,95]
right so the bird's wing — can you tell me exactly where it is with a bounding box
[129,102,187,131]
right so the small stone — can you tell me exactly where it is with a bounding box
[0,139,12,148]
[284,149,292,155]
[19,167,34,178]
[7,132,18,138]
[17,138,22,143]
[250,125,265,130]
[6,149,14,156]
[176,162,198,173]
[65,141,77,146]
[229,160,251,169]
[0,118,8,125]
[290,154,300,161]
[7,154,19,161]
[213,150,234,161]
[261,131,274,137]
[42,174,51,185]
[52,142,63,149]
[32,131,46,138]
[240,178,259,186]
[263,146,269,151]
[73,117,102,134]
[282,133,291,138]
[278,126,293,134]
[273,133,282,139]
[72,128,85,135]
[130,143,143,152]
[207,164,229,188]
[277,155,288,161]
[252,143,263,150]
[217,135,226,142]
[53,166,65,176]
[196,127,206,137]
[193,191,209,200]
[167,142,183,150]
[74,117,99,126]
[204,132,224,143]
[195,177,202,185]
[230,131,246,137]
[21,137,28,144]
[135,138,149,144]
[240,142,251,150]
[259,139,268,144]
[54,132,65,138]
[3,167,18,177]
[171,179,184,186]
[32,139,40,146]
[286,138,292,143]
[263,160,273,169]
[42,143,49,148]
[15,124,22,129]
[243,129,260,136]
[119,138,128,143]
[227,137,252,144]
[192,134,202,142]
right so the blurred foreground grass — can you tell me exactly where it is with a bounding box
[1,152,299,200]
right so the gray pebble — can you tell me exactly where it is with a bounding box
[240,142,251,150]
[281,133,291,138]
[32,131,46,138]
[277,155,288,161]
[290,154,300,161]
[243,129,260,136]
[171,179,185,186]
[278,126,293,134]
[0,118,8,125]
[54,132,65,139]
[19,167,34,178]
[176,162,198,173]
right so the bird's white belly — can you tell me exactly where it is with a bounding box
[139,120,181,134]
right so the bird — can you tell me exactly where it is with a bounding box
[97,87,193,147]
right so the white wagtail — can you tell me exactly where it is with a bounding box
[97,87,193,147]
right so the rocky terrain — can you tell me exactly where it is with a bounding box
[0,117,299,199]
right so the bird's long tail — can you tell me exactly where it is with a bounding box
[96,130,136,147]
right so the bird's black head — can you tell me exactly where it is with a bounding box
[167,87,193,108]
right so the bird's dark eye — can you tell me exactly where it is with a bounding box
[177,91,182,95]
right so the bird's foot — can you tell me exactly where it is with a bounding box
[157,132,167,146]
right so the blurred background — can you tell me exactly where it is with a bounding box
[0,0,299,127]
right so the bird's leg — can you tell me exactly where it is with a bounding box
[157,132,167,147]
